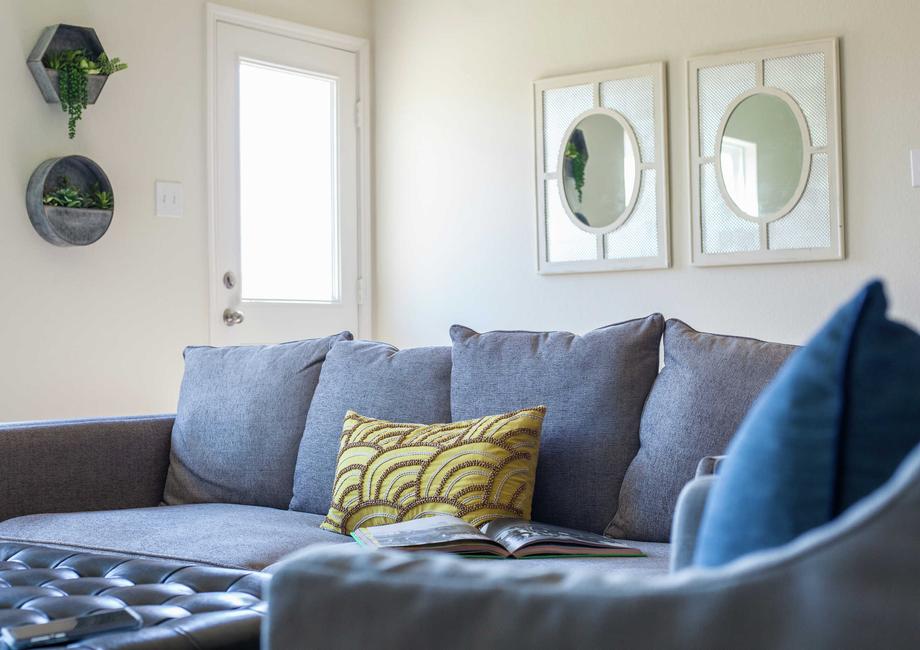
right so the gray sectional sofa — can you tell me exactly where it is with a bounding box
[0,317,791,575]
[0,316,820,647]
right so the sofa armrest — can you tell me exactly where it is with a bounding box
[669,474,716,571]
[695,454,726,477]
[0,415,174,522]
[668,455,724,571]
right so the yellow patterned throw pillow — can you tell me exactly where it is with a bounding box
[321,407,546,534]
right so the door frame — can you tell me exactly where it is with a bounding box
[205,3,373,343]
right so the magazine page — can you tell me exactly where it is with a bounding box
[480,518,638,555]
[355,514,493,549]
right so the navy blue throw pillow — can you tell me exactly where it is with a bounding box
[694,281,920,567]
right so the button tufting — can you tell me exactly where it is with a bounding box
[103,583,196,606]
[46,577,134,596]
[21,595,127,619]
[0,568,79,586]
[0,543,268,649]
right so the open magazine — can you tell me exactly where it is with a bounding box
[351,514,644,559]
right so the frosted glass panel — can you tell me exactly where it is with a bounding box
[239,60,337,302]
[545,179,596,263]
[768,154,831,249]
[601,76,655,163]
[543,84,593,173]
[697,62,757,158]
[764,52,827,147]
[701,163,760,254]
[606,170,658,259]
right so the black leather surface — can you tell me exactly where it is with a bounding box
[0,543,267,649]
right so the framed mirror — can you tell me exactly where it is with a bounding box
[534,63,670,274]
[689,38,844,266]
[559,109,640,233]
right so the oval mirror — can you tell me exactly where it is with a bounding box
[718,92,806,219]
[560,111,638,231]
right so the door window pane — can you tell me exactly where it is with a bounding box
[239,59,338,301]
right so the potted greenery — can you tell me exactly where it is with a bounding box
[26,156,115,247]
[44,50,127,139]
[42,178,114,211]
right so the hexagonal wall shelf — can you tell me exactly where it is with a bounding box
[27,24,108,104]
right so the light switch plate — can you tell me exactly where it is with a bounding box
[155,181,183,218]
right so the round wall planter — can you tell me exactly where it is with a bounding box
[26,156,114,247]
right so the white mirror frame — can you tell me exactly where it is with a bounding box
[557,107,642,235]
[534,62,670,274]
[688,38,844,266]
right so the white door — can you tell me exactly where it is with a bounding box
[211,19,362,345]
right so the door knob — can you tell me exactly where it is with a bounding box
[223,308,245,326]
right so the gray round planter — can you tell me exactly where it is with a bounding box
[26,156,114,247]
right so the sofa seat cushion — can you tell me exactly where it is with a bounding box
[0,504,351,571]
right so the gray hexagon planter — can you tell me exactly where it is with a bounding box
[26,24,109,104]
[26,156,114,247]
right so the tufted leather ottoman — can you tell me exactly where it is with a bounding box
[0,543,268,649]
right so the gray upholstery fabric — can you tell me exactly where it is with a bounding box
[290,341,452,514]
[264,443,920,650]
[608,320,796,542]
[449,316,664,534]
[0,415,174,523]
[0,504,351,570]
[669,475,716,572]
[164,333,351,509]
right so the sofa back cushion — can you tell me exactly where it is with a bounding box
[163,333,351,508]
[449,315,664,534]
[695,281,920,567]
[289,341,452,514]
[607,320,796,542]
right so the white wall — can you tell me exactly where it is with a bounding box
[372,0,920,349]
[5,0,920,421]
[0,0,370,421]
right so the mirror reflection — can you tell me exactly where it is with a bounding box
[719,93,804,218]
[561,113,637,229]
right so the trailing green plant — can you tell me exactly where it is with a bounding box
[48,49,87,139]
[42,177,113,210]
[43,49,128,139]
[564,138,588,203]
